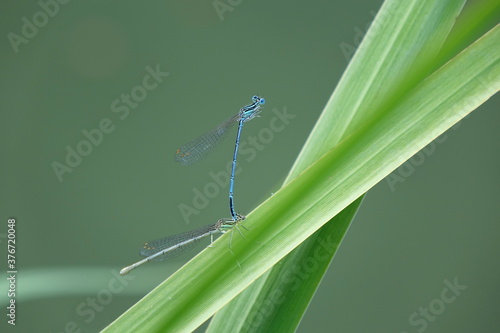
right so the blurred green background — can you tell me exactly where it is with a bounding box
[1,0,498,332]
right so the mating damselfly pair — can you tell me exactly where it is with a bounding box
[120,96,265,275]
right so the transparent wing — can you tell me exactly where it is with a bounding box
[174,113,240,165]
[139,223,220,261]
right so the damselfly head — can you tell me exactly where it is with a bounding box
[252,95,265,105]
